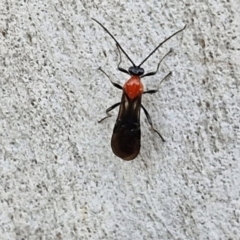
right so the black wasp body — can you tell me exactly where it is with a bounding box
[93,18,185,160]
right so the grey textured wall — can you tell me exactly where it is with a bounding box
[0,0,239,239]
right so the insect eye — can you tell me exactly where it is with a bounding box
[128,67,145,76]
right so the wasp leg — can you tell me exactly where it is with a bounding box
[98,67,122,90]
[141,104,165,142]
[116,44,129,75]
[142,49,172,78]
[143,71,172,94]
[98,102,121,123]
[143,89,158,94]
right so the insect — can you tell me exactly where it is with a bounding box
[93,18,185,160]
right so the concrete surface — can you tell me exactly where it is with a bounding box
[0,0,239,239]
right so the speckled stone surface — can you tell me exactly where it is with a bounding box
[0,0,239,239]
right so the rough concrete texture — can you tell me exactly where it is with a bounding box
[0,0,239,239]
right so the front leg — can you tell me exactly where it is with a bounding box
[143,89,158,94]
[98,67,122,90]
[143,71,172,94]
[116,44,130,75]
[141,49,172,78]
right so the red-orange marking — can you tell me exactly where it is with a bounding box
[123,76,144,99]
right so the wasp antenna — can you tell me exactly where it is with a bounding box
[92,18,136,67]
[138,25,186,67]
[141,49,172,78]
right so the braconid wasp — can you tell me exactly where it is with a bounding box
[93,18,185,160]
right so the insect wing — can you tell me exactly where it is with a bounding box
[111,93,142,160]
